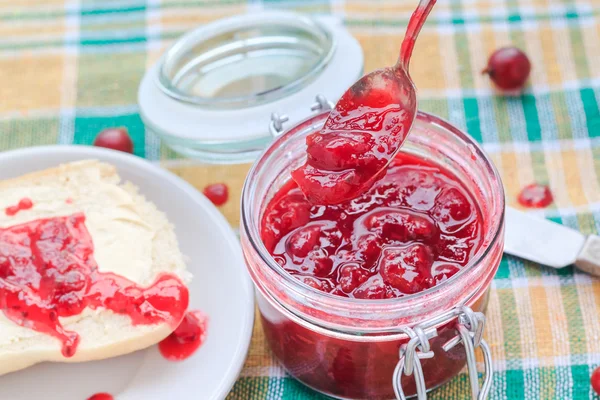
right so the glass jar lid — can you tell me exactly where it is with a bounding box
[157,14,334,109]
[138,11,363,163]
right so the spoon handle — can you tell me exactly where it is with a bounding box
[397,0,437,72]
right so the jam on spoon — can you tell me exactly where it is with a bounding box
[292,0,437,205]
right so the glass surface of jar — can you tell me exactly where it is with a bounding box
[241,110,505,399]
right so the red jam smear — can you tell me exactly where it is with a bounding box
[0,214,189,357]
[264,153,482,298]
[158,310,208,361]
[5,198,33,216]
[87,394,113,400]
[203,183,229,207]
[291,83,412,205]
[518,183,553,208]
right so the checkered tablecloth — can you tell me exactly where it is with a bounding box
[2,0,600,399]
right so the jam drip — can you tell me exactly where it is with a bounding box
[263,153,482,299]
[0,214,189,357]
[5,198,33,216]
[159,310,208,361]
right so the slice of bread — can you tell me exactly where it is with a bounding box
[0,160,191,376]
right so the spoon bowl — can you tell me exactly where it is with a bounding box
[292,0,437,205]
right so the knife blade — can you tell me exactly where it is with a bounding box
[504,207,600,276]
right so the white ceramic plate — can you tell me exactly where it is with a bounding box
[0,146,254,400]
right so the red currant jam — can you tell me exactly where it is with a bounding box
[517,183,553,208]
[291,80,412,205]
[203,183,229,207]
[5,197,33,216]
[87,393,113,400]
[159,310,208,361]
[0,214,189,357]
[264,153,482,299]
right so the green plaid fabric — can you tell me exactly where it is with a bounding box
[2,0,600,399]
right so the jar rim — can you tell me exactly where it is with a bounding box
[241,110,505,327]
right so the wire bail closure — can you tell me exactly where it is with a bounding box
[269,94,333,137]
[393,306,493,400]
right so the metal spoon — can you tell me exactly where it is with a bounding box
[292,0,438,205]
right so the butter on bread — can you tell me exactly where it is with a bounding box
[0,160,190,375]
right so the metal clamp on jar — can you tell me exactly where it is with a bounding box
[242,97,504,400]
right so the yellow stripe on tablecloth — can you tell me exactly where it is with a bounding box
[541,149,572,209]
[61,52,78,110]
[590,281,600,353]
[469,26,498,91]
[0,20,65,37]
[497,149,531,207]
[551,24,579,84]
[436,25,461,92]
[529,284,555,365]
[538,24,563,87]
[513,282,539,377]
[411,32,446,91]
[544,277,572,359]
[485,288,507,366]
[344,1,429,16]
[344,0,551,17]
[0,53,65,114]
[579,22,600,80]
[560,148,596,208]
[576,280,600,358]
[515,147,537,197]
[574,146,600,209]
[0,0,65,10]
[350,32,400,72]
[157,5,247,28]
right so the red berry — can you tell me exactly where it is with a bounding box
[300,276,333,292]
[483,47,531,90]
[93,127,134,153]
[432,187,473,229]
[337,263,369,293]
[353,275,387,299]
[354,234,383,267]
[363,209,438,242]
[203,183,229,206]
[517,183,553,208]
[591,367,600,395]
[379,244,435,294]
[286,225,321,258]
[432,263,461,284]
[305,249,334,277]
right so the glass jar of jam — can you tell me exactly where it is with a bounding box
[240,104,504,399]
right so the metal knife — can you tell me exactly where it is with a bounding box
[504,207,600,276]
